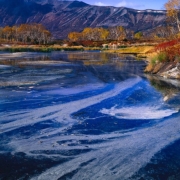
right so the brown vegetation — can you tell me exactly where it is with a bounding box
[0,23,51,44]
[145,39,180,79]
[68,26,131,42]
[144,0,180,79]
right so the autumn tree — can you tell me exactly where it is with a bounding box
[165,0,180,32]
[68,26,129,42]
[18,24,30,43]
[108,26,126,40]
[91,28,109,41]
[118,26,127,40]
[68,27,109,41]
[82,28,94,40]
[126,30,134,39]
[68,32,81,41]
[2,26,13,41]
[0,23,51,44]
[0,27,3,41]
[134,32,143,39]
[150,25,179,41]
[12,26,19,42]
[99,28,109,40]
[30,24,51,44]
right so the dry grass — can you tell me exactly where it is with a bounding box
[0,44,86,52]
[0,44,102,52]
[105,46,154,55]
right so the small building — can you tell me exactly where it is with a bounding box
[62,43,68,47]
[109,43,118,49]
[102,44,109,49]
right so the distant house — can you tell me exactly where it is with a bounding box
[102,43,122,49]
[62,44,68,47]
[109,43,120,49]
[102,44,108,49]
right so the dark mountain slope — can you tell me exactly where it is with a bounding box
[0,0,166,39]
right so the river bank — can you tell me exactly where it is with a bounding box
[0,44,154,55]
[1,43,179,80]
[0,44,101,52]
[144,61,180,79]
[110,45,180,80]
[104,45,154,58]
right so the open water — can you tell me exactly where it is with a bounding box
[0,51,180,180]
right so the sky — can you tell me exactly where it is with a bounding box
[81,0,168,10]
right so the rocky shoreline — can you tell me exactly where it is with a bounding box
[144,61,180,80]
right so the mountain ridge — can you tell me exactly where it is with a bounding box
[0,0,166,39]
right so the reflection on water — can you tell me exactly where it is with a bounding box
[0,51,180,180]
[147,75,180,103]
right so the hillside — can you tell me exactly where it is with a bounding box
[0,0,166,39]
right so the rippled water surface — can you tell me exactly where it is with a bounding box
[0,51,180,180]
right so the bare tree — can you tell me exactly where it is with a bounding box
[165,0,180,32]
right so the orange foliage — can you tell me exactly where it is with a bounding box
[0,23,51,44]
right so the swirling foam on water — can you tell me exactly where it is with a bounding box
[45,83,105,95]
[100,106,178,120]
[0,65,11,68]
[1,52,180,180]
[0,77,142,133]
[1,76,180,180]
[29,115,180,180]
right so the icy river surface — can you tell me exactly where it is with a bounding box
[1,51,180,180]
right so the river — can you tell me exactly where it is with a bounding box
[0,51,180,180]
